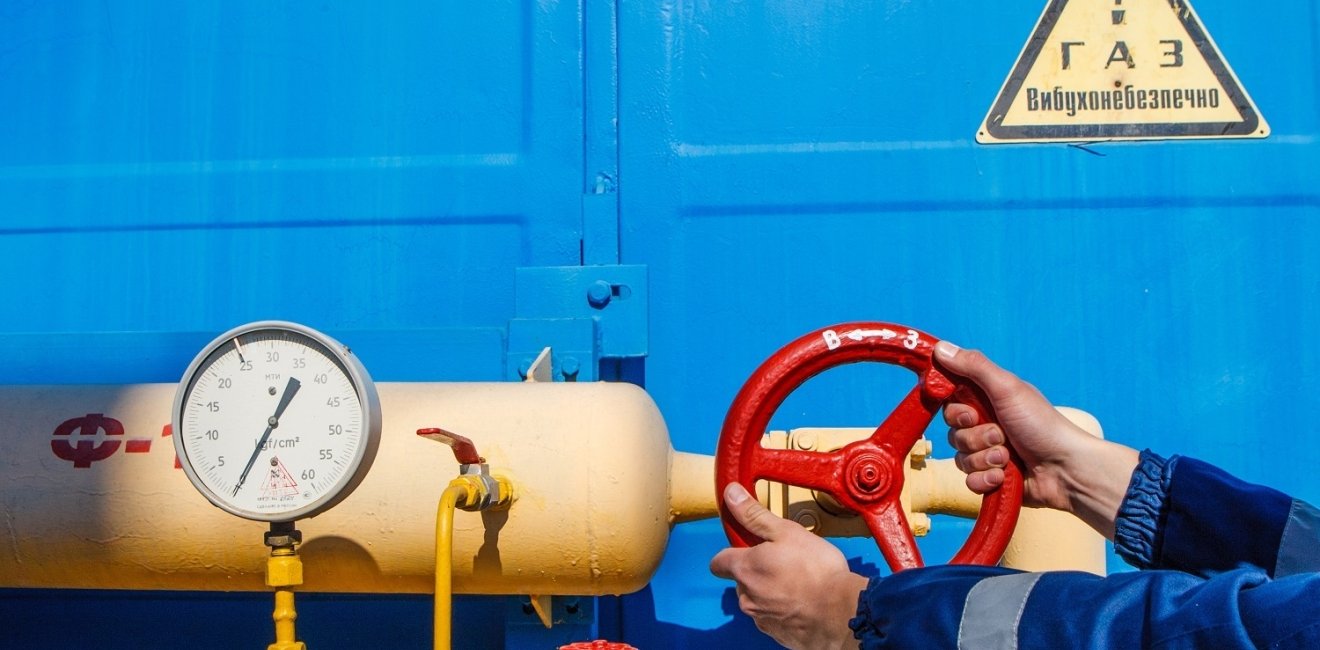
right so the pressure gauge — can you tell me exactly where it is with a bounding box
[172,321,382,522]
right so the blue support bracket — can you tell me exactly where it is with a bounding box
[507,265,647,382]
[506,317,598,382]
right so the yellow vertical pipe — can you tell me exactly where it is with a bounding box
[266,547,306,650]
[271,589,300,649]
[435,483,469,650]
[999,407,1108,575]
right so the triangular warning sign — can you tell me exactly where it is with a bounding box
[978,0,1267,143]
[262,457,300,499]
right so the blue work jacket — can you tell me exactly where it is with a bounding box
[850,451,1320,649]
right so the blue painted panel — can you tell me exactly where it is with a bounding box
[618,0,1320,645]
[0,1,586,648]
[2,0,1319,648]
[0,0,584,337]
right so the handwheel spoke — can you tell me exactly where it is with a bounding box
[869,383,939,455]
[751,447,847,497]
[861,502,924,571]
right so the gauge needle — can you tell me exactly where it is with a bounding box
[233,376,301,496]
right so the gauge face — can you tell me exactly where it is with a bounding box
[172,321,381,522]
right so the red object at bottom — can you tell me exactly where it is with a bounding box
[559,642,638,650]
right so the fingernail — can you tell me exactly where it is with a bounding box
[725,483,750,506]
[934,340,960,361]
[989,449,1005,466]
[957,412,975,427]
[988,429,1004,446]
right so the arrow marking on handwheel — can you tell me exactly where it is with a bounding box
[846,329,898,341]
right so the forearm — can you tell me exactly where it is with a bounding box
[1053,435,1140,540]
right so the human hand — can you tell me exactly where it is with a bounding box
[710,483,868,650]
[934,340,1138,538]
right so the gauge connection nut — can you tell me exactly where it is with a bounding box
[266,555,304,588]
[264,528,304,549]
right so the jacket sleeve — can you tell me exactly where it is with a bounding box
[848,451,1320,648]
[1114,450,1320,578]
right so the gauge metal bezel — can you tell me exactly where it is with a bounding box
[171,320,382,522]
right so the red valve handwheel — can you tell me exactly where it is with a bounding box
[715,322,1023,571]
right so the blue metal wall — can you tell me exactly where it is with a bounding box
[2,1,1317,647]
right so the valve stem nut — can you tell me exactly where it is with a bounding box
[910,438,933,465]
[793,510,820,532]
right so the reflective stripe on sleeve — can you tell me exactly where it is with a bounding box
[956,572,1043,650]
[1275,499,1320,578]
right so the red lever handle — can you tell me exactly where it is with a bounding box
[418,427,485,465]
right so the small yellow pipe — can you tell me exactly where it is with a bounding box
[266,547,306,650]
[270,589,300,649]
[435,482,470,650]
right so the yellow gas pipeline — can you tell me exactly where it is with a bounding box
[0,382,692,595]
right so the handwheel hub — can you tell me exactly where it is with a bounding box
[845,452,892,500]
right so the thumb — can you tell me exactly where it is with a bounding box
[725,483,793,542]
[933,340,1015,400]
